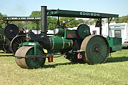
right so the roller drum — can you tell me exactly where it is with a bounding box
[15,46,46,68]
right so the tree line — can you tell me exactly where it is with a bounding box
[0,11,128,30]
[0,13,6,28]
[26,11,84,30]
[112,15,128,23]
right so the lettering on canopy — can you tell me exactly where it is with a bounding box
[2,17,41,21]
[80,12,100,17]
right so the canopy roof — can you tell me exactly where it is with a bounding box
[47,9,118,18]
[1,9,118,21]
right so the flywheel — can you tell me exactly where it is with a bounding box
[80,35,109,64]
[10,35,26,53]
[4,24,19,40]
[15,46,46,68]
[77,24,91,39]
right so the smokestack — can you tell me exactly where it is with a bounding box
[41,6,47,37]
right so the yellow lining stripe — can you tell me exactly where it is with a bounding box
[62,37,65,49]
[71,40,73,47]
[51,37,54,50]
[4,36,6,42]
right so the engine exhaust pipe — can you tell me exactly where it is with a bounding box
[41,6,47,37]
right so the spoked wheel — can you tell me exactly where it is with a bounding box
[81,35,109,64]
[10,35,26,53]
[15,46,46,69]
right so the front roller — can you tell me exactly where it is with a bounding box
[15,46,46,68]
[81,35,110,64]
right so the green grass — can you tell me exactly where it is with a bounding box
[0,50,128,85]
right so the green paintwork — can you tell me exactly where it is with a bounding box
[57,28,64,35]
[0,38,6,44]
[22,42,39,46]
[64,30,78,39]
[2,17,41,21]
[50,36,73,50]
[0,28,6,44]
[0,28,4,35]
[47,9,118,18]
[54,28,64,36]
[22,42,40,55]
[107,38,122,52]
[25,47,45,68]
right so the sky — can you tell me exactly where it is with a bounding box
[0,0,128,17]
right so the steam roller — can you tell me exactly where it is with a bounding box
[14,28,110,68]
[0,24,20,53]
[14,6,122,69]
[14,34,109,68]
[0,24,26,53]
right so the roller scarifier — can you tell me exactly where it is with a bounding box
[14,6,121,68]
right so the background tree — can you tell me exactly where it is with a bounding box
[60,17,84,28]
[27,11,84,30]
[112,15,128,23]
[27,11,58,30]
[0,13,3,28]
[0,13,7,28]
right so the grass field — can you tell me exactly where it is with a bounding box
[0,49,128,85]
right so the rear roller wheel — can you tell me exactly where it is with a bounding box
[15,46,46,68]
[81,35,109,64]
[10,35,26,53]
